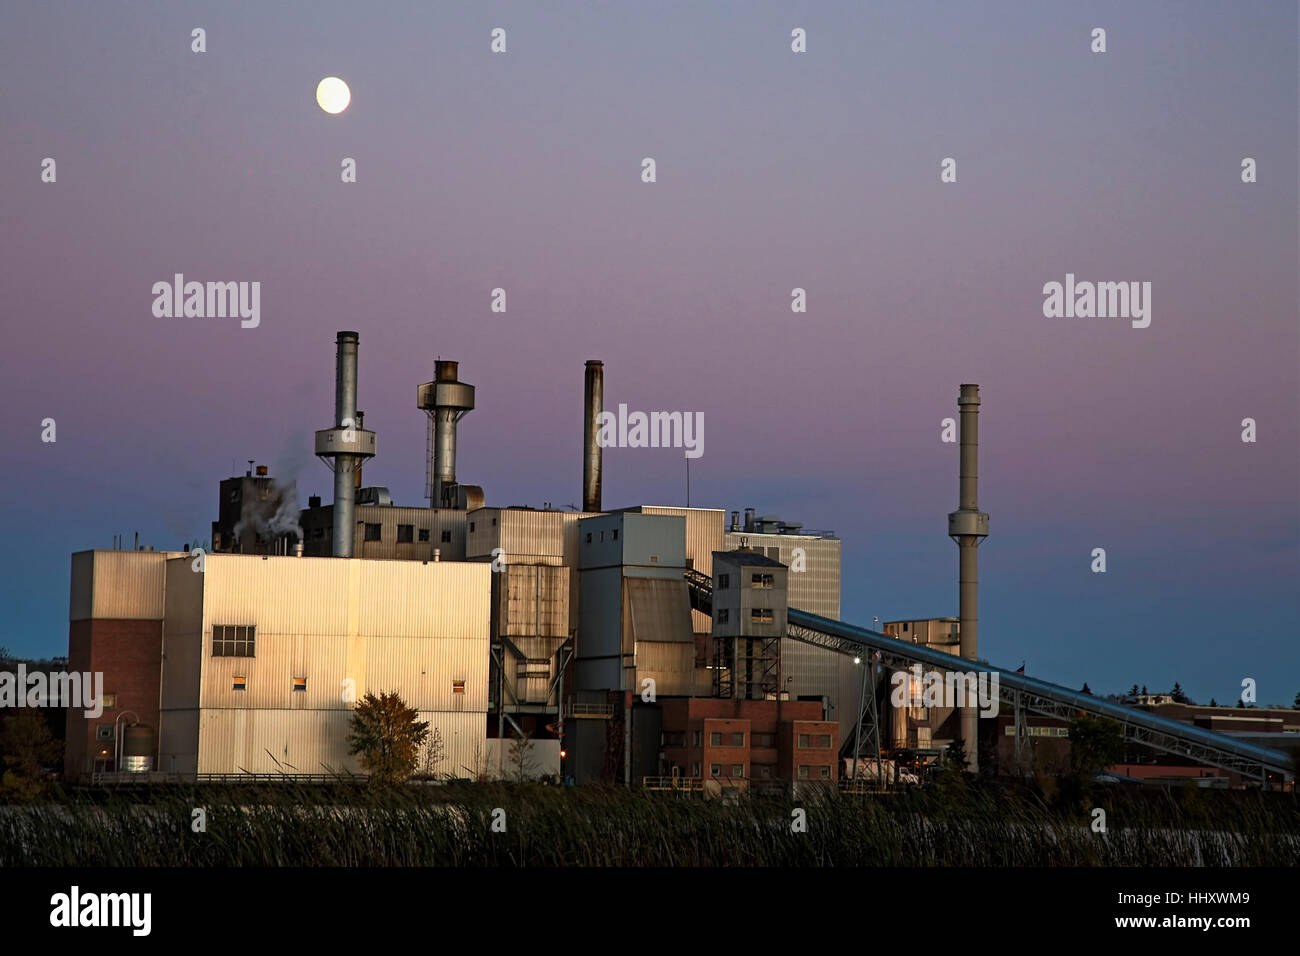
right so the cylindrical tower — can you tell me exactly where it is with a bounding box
[417,360,475,508]
[583,360,603,512]
[314,331,377,557]
[947,384,989,771]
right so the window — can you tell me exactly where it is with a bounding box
[755,733,774,748]
[692,730,702,747]
[798,733,810,748]
[213,625,256,657]
[101,694,118,710]
[691,763,701,777]
[717,608,729,624]
[95,725,115,741]
[585,533,592,544]
[710,764,721,778]
[732,764,744,777]
[292,677,307,692]
[816,734,832,749]
[397,524,414,543]
[491,517,497,526]
[452,680,466,712]
[731,732,744,747]
[757,765,772,779]
[599,531,604,542]
[798,765,810,779]
[710,731,722,746]
[903,622,909,632]
[717,574,729,589]
[470,522,476,532]
[232,675,247,691]
[441,530,451,543]
[820,766,831,779]
[364,523,381,541]
[751,608,774,624]
[612,529,618,540]
[750,573,774,588]
[418,528,430,542]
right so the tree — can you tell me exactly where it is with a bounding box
[1067,714,1126,777]
[1209,698,1218,707]
[0,645,11,663]
[1080,682,1092,696]
[1293,690,1300,709]
[508,729,538,783]
[1169,682,1191,705]
[1,710,61,800]
[1141,685,1148,696]
[942,737,969,773]
[1128,684,1139,697]
[419,727,446,780]
[346,691,429,787]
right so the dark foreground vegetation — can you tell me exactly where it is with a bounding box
[1,777,1297,866]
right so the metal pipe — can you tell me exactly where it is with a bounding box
[333,332,359,557]
[583,360,603,512]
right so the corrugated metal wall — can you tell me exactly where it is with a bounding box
[71,549,181,621]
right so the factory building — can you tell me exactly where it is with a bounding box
[158,554,492,777]
[66,549,183,779]
[882,617,962,751]
[722,511,849,737]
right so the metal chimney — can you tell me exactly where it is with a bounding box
[314,331,377,558]
[948,384,989,772]
[418,360,475,508]
[583,360,603,513]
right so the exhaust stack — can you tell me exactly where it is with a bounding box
[948,384,989,771]
[314,332,377,558]
[418,360,476,508]
[583,360,603,513]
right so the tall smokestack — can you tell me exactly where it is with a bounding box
[417,360,475,508]
[315,331,376,558]
[948,384,989,772]
[583,360,603,513]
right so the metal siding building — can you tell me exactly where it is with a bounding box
[723,531,851,736]
[158,554,491,777]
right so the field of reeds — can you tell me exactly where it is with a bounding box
[1,780,1296,866]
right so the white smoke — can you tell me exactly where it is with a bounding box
[232,479,303,548]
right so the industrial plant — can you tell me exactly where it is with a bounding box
[64,332,1296,792]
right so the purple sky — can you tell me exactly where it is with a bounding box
[2,1,1296,705]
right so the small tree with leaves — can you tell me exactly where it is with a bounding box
[1293,690,1300,710]
[347,691,429,788]
[1068,714,1126,777]
[1,710,61,801]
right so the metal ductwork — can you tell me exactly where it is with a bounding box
[583,360,603,513]
[947,383,989,771]
[418,360,476,509]
[314,331,377,558]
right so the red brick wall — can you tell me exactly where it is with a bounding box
[64,619,162,780]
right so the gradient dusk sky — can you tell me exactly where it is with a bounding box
[2,1,1296,705]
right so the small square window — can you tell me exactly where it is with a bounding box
[718,574,729,589]
[710,764,721,778]
[469,522,476,532]
[440,530,451,543]
[691,763,701,777]
[798,734,810,748]
[798,765,809,779]
[101,694,118,710]
[717,608,729,624]
[492,517,497,526]
[418,528,430,542]
[397,524,414,543]
[692,730,702,747]
[292,677,307,692]
[585,533,592,544]
[732,764,744,777]
[710,732,722,746]
[819,765,831,779]
[732,732,744,746]
[364,523,381,541]
[232,676,247,691]
[452,681,466,694]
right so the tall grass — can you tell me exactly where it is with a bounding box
[1,781,1295,866]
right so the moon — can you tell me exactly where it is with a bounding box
[316,77,351,114]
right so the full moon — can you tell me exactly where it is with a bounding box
[315,77,351,114]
